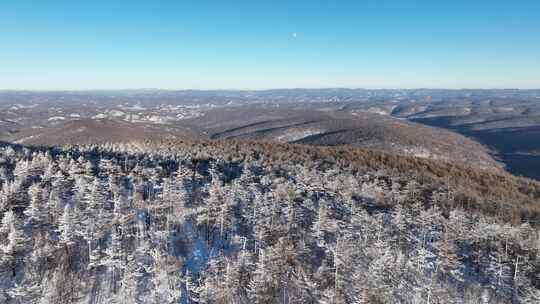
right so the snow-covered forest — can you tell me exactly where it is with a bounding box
[0,141,539,303]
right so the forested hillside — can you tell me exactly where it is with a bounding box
[0,140,539,303]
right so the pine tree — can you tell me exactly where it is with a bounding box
[24,184,48,229]
[248,249,276,303]
[149,248,182,304]
[0,209,28,279]
[1,212,27,256]
[58,204,78,246]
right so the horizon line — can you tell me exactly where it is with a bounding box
[1,87,540,92]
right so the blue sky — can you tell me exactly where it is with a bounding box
[1,0,539,90]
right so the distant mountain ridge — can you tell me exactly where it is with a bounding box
[1,89,539,178]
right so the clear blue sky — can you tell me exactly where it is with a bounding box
[1,0,539,90]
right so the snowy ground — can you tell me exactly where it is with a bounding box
[275,128,327,143]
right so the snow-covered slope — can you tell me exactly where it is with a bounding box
[0,141,539,303]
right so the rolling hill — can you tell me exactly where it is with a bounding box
[178,106,502,171]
